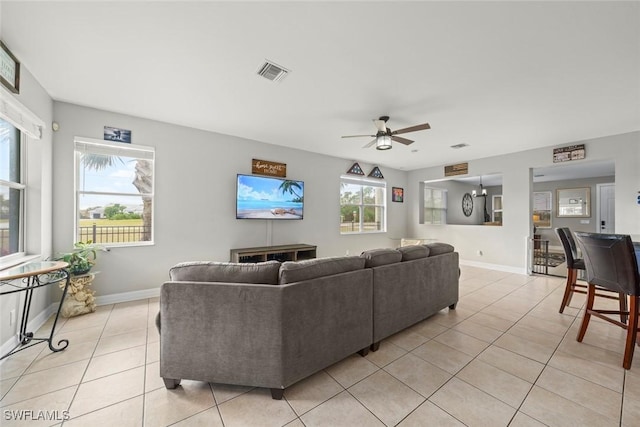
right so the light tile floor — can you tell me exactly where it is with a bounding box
[1,265,639,426]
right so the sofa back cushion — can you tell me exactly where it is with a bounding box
[360,248,402,268]
[279,256,365,284]
[425,242,455,256]
[398,245,430,261]
[169,260,281,285]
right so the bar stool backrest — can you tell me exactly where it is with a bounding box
[556,227,580,269]
[574,232,640,296]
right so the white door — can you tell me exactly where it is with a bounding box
[597,183,615,233]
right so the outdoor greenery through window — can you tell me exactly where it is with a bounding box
[340,176,386,234]
[75,138,155,246]
[0,118,23,259]
[424,187,447,224]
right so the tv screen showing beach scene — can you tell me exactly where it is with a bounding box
[236,174,304,219]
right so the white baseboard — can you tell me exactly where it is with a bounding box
[95,287,160,306]
[0,302,58,366]
[460,259,528,275]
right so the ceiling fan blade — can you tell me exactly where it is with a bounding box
[392,123,431,135]
[373,119,386,133]
[363,139,377,148]
[392,135,414,145]
[342,134,375,138]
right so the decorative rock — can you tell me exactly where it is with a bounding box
[59,273,97,317]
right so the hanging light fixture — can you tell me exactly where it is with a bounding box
[375,134,392,150]
[472,176,487,197]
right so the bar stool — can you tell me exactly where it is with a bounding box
[556,227,627,320]
[574,232,640,369]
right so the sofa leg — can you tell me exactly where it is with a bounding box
[163,378,181,389]
[357,347,369,357]
[270,388,284,400]
[370,342,380,352]
[449,303,457,310]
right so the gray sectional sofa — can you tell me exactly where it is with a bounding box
[156,243,459,399]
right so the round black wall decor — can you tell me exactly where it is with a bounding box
[462,193,473,217]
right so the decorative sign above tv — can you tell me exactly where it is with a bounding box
[236,174,304,220]
[0,41,20,94]
[553,144,585,163]
[252,159,286,177]
[444,162,468,177]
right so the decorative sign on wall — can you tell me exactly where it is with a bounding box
[252,159,286,177]
[444,162,468,177]
[553,144,585,163]
[104,126,132,143]
[0,41,20,94]
[368,166,384,179]
[346,162,365,175]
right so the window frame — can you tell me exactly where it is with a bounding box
[0,120,25,263]
[339,175,387,235]
[422,186,448,225]
[74,137,155,247]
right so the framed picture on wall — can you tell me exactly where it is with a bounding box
[392,187,404,203]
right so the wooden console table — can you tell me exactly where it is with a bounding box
[0,261,70,360]
[230,244,317,263]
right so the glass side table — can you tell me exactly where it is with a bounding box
[0,261,70,360]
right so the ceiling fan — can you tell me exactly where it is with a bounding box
[341,116,431,150]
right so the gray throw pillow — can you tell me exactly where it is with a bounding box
[169,260,281,285]
[279,256,365,284]
[398,245,430,261]
[360,248,402,268]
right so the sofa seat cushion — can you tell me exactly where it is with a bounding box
[169,260,281,285]
[398,245,430,261]
[279,256,365,284]
[360,248,403,268]
[425,243,455,256]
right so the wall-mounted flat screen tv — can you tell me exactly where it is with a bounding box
[236,174,304,220]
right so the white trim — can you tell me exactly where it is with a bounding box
[95,287,159,306]
[459,259,528,275]
[0,85,44,139]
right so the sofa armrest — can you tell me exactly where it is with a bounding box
[159,281,286,388]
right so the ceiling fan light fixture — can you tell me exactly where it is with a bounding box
[376,135,392,150]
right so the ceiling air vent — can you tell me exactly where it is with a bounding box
[450,143,469,149]
[257,60,290,82]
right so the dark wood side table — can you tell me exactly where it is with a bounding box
[0,261,70,360]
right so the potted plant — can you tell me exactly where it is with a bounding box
[55,241,106,317]
[56,240,104,276]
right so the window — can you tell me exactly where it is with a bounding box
[0,118,23,259]
[423,187,447,224]
[340,176,386,234]
[74,137,155,246]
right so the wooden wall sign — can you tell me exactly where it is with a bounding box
[0,41,20,94]
[252,159,286,177]
[553,144,585,163]
[444,162,468,177]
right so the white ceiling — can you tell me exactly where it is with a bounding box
[2,1,638,171]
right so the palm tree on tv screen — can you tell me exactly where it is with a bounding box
[278,180,303,202]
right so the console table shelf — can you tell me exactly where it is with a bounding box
[230,244,317,263]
